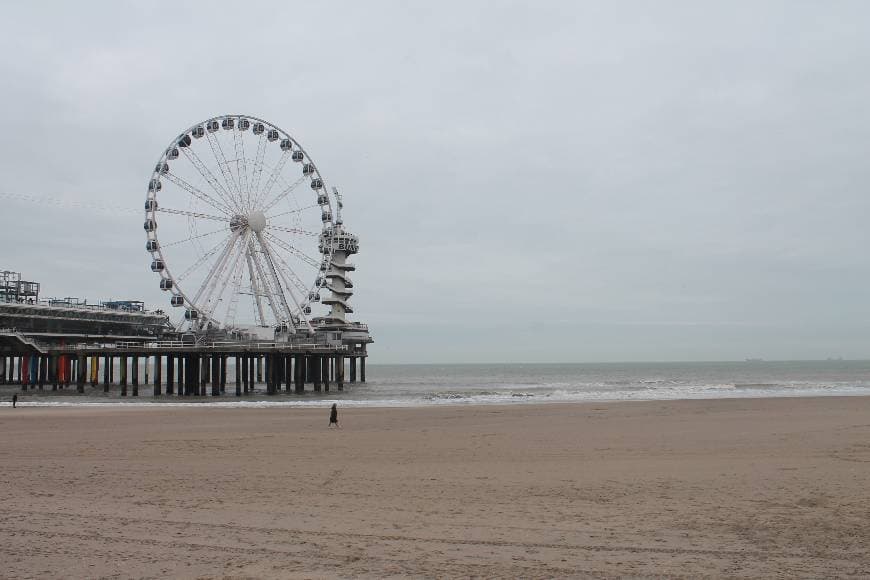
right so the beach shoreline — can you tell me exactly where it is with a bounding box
[2,396,869,577]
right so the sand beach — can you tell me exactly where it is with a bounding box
[1,396,869,578]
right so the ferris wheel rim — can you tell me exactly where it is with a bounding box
[144,113,337,332]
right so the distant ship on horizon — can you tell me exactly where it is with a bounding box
[745,358,765,363]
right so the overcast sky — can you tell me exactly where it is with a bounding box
[2,1,869,363]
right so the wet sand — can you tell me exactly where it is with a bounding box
[1,396,869,578]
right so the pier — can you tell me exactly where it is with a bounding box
[0,337,367,396]
[1,114,375,393]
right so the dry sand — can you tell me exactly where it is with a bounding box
[1,397,869,578]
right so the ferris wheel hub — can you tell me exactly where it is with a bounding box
[229,214,246,232]
[247,210,266,233]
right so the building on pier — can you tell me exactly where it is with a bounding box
[0,270,40,304]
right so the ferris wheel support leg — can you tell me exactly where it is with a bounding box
[244,249,267,327]
[254,232,295,325]
[337,356,344,391]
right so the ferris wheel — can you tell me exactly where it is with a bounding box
[144,115,336,333]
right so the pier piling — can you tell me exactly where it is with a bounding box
[235,355,241,396]
[166,355,174,395]
[76,355,85,393]
[120,356,128,396]
[154,355,162,396]
[132,356,139,397]
[103,355,110,392]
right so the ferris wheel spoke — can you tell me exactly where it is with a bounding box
[206,130,241,201]
[248,134,268,210]
[249,238,285,323]
[261,234,313,295]
[251,151,292,210]
[258,234,314,331]
[233,126,250,211]
[267,203,319,220]
[224,238,248,327]
[188,230,242,315]
[266,224,320,237]
[264,232,321,269]
[156,207,230,222]
[175,233,232,283]
[180,146,241,214]
[161,225,227,249]
[224,250,249,325]
[164,171,234,216]
[254,232,295,322]
[197,233,247,324]
[244,240,267,326]
[260,175,307,214]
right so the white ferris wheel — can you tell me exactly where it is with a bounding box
[144,115,338,333]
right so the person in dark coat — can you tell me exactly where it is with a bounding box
[12,394,17,409]
[329,403,340,428]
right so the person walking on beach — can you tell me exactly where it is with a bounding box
[329,403,340,428]
[12,394,17,409]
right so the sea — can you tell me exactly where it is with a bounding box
[4,360,870,408]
